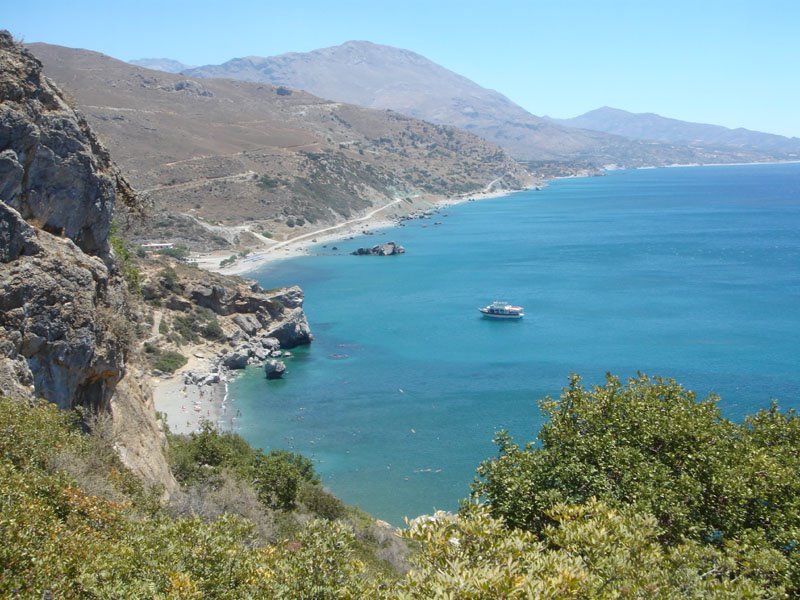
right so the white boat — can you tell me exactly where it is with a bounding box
[479,301,524,319]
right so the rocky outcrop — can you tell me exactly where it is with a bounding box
[141,264,313,378]
[0,31,138,257]
[0,206,126,411]
[266,308,313,348]
[264,359,286,380]
[0,32,174,494]
[352,241,405,256]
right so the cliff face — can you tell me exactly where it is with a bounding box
[0,31,175,492]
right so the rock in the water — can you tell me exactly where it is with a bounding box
[264,359,286,380]
[351,241,405,256]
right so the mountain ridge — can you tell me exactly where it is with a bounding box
[31,42,533,250]
[550,106,800,158]
[182,40,776,166]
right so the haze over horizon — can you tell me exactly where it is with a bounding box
[6,0,800,138]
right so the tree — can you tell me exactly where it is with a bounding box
[473,373,800,593]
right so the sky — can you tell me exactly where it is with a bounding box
[6,0,800,137]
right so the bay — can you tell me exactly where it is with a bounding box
[231,163,800,525]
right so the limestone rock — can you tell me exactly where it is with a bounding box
[264,359,286,380]
[0,31,138,257]
[269,285,304,309]
[266,308,313,349]
[352,241,405,256]
[260,336,281,350]
[233,313,261,336]
[0,202,41,263]
[0,32,175,494]
[222,349,250,370]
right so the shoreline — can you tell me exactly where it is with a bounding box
[194,185,535,277]
[153,185,535,433]
[152,343,240,436]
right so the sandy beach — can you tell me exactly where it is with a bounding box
[152,348,240,436]
[194,185,533,276]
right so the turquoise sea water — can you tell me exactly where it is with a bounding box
[231,163,800,525]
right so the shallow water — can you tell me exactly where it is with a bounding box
[231,163,800,525]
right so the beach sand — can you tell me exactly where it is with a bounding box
[152,349,240,435]
[194,186,531,276]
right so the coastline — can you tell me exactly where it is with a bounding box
[152,343,239,436]
[153,184,535,434]
[195,185,533,277]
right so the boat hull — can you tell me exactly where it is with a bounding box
[479,309,524,319]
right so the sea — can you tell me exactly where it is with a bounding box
[230,163,800,525]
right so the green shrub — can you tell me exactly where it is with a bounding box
[109,226,141,293]
[299,483,347,521]
[202,318,224,340]
[0,397,376,598]
[157,245,190,261]
[151,350,187,374]
[169,424,318,512]
[258,174,280,189]
[172,313,199,343]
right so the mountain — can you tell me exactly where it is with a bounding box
[551,107,800,159]
[129,57,194,73]
[28,43,533,249]
[182,41,771,166]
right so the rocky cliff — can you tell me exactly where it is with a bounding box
[0,31,175,492]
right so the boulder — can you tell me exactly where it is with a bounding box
[260,337,281,351]
[266,309,313,349]
[0,202,40,263]
[222,349,249,370]
[233,313,261,336]
[264,359,286,380]
[351,241,405,256]
[165,295,192,312]
[268,285,304,309]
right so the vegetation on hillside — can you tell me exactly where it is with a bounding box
[2,374,797,597]
[471,374,799,597]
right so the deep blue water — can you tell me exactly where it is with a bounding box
[230,163,800,525]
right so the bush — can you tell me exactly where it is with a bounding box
[172,313,199,343]
[0,398,379,598]
[157,245,190,261]
[474,373,800,594]
[169,424,318,512]
[151,350,187,374]
[109,226,141,293]
[299,483,347,520]
[258,175,280,189]
[202,318,224,340]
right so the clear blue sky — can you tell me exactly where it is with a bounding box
[7,0,800,137]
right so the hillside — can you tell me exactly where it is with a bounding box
[183,40,771,166]
[29,42,533,250]
[551,106,800,159]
